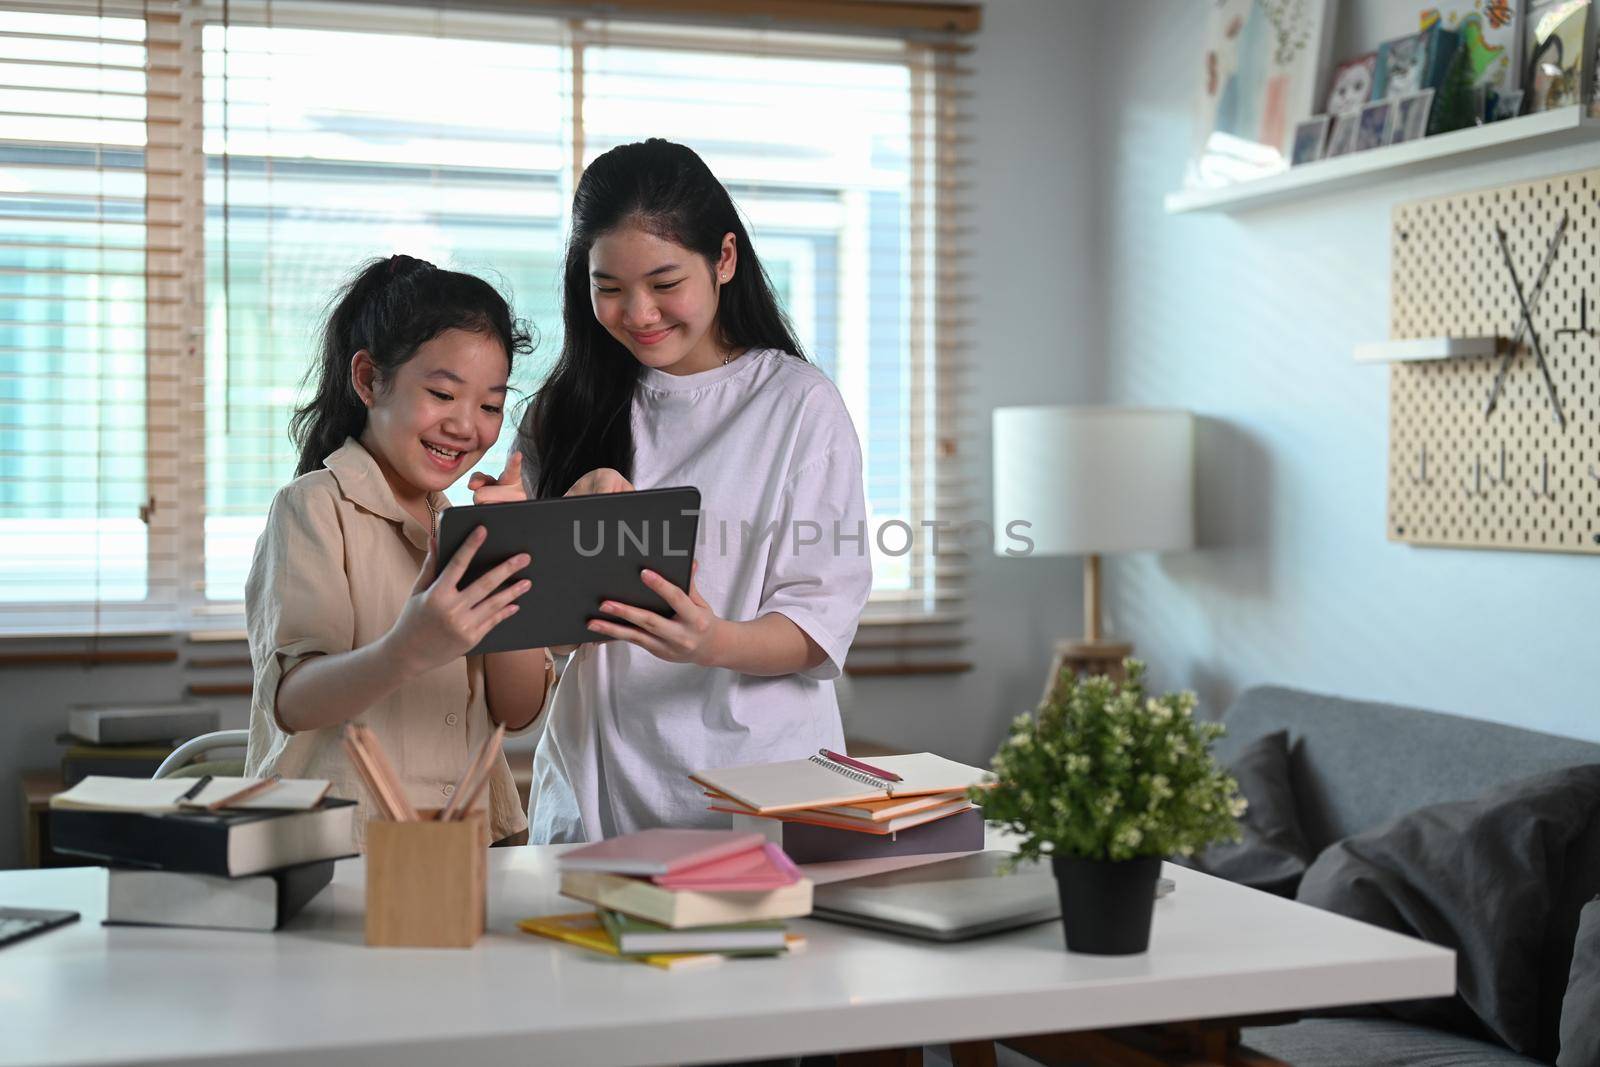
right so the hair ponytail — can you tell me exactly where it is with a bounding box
[290,254,532,478]
[520,139,805,499]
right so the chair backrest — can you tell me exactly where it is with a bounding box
[1214,686,1600,853]
[153,729,251,779]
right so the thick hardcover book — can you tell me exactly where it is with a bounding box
[596,908,788,955]
[105,859,335,931]
[50,799,356,877]
[66,703,220,745]
[732,806,985,864]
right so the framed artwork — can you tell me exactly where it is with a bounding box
[1526,0,1594,113]
[1325,109,1361,157]
[1184,0,1337,190]
[1291,114,1332,164]
[1357,99,1396,150]
[1494,87,1526,118]
[1422,2,1524,95]
[1392,88,1438,144]
[1325,53,1377,114]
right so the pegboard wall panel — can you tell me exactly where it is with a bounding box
[1389,167,1600,553]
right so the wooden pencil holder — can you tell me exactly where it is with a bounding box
[365,809,486,948]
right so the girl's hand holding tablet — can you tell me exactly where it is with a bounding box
[589,561,721,666]
[388,527,532,674]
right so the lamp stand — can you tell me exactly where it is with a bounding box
[1041,553,1133,703]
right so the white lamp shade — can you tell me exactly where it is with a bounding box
[992,406,1194,557]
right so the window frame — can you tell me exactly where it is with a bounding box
[0,0,966,644]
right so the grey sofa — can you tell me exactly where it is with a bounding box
[1209,685,1600,1066]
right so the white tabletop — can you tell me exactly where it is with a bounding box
[0,847,1455,1067]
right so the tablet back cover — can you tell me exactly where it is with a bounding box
[437,486,700,654]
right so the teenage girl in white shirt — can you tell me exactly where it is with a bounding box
[519,139,873,842]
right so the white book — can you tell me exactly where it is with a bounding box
[67,703,219,745]
[50,776,331,813]
[105,860,335,931]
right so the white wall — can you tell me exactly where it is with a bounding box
[1097,0,1600,738]
[842,0,1104,763]
[0,0,1101,868]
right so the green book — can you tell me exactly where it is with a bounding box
[597,909,789,956]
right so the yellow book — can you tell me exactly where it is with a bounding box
[517,911,724,971]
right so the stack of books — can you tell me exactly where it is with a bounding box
[58,702,221,785]
[520,829,812,970]
[47,775,356,931]
[690,751,993,863]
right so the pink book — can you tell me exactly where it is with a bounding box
[652,842,801,891]
[557,828,767,876]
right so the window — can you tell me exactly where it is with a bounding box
[0,1,971,666]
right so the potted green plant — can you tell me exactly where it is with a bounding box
[974,660,1244,955]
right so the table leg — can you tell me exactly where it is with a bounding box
[949,1040,998,1067]
[1001,1019,1289,1067]
[836,1049,923,1067]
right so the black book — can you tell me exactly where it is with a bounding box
[50,799,356,877]
[105,859,336,931]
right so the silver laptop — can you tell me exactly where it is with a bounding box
[810,851,1174,942]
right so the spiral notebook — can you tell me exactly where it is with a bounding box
[688,752,991,815]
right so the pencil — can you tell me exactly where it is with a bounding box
[441,723,504,822]
[342,728,396,821]
[205,774,281,812]
[343,725,410,822]
[352,723,418,822]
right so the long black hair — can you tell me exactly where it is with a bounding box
[290,254,533,478]
[520,139,805,499]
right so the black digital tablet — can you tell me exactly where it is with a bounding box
[436,486,701,655]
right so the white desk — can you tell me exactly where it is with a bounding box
[0,848,1454,1067]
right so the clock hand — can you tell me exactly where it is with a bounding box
[1485,213,1567,418]
[1493,223,1566,429]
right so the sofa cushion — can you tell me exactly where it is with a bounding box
[1215,687,1600,853]
[1240,1018,1544,1066]
[1558,897,1600,1067]
[1181,729,1314,896]
[1296,763,1600,1060]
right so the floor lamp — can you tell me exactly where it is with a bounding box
[992,406,1195,702]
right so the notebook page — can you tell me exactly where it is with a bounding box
[689,758,887,813]
[49,776,331,812]
[849,753,994,796]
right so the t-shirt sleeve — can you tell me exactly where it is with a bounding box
[759,415,873,681]
[245,484,356,735]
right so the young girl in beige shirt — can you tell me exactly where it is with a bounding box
[244,255,553,847]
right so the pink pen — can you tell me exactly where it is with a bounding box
[820,748,902,783]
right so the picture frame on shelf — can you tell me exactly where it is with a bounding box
[1325,109,1361,157]
[1392,88,1437,145]
[1325,52,1377,115]
[1291,115,1332,164]
[1425,2,1523,98]
[1493,87,1525,119]
[1183,0,1337,191]
[1357,99,1396,150]
[1526,0,1595,113]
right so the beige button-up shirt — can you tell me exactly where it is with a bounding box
[244,438,529,848]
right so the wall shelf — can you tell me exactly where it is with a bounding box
[1165,106,1600,214]
[1353,336,1502,364]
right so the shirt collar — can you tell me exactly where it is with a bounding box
[322,437,447,551]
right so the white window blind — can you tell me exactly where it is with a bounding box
[0,1,192,635]
[0,0,973,673]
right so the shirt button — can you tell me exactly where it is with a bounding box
[445,713,459,726]
[442,784,455,797]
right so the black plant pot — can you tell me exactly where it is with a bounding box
[1051,854,1162,955]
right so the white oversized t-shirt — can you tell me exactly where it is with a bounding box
[529,348,872,843]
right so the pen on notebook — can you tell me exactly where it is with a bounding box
[176,774,213,804]
[820,748,902,783]
[206,774,281,812]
